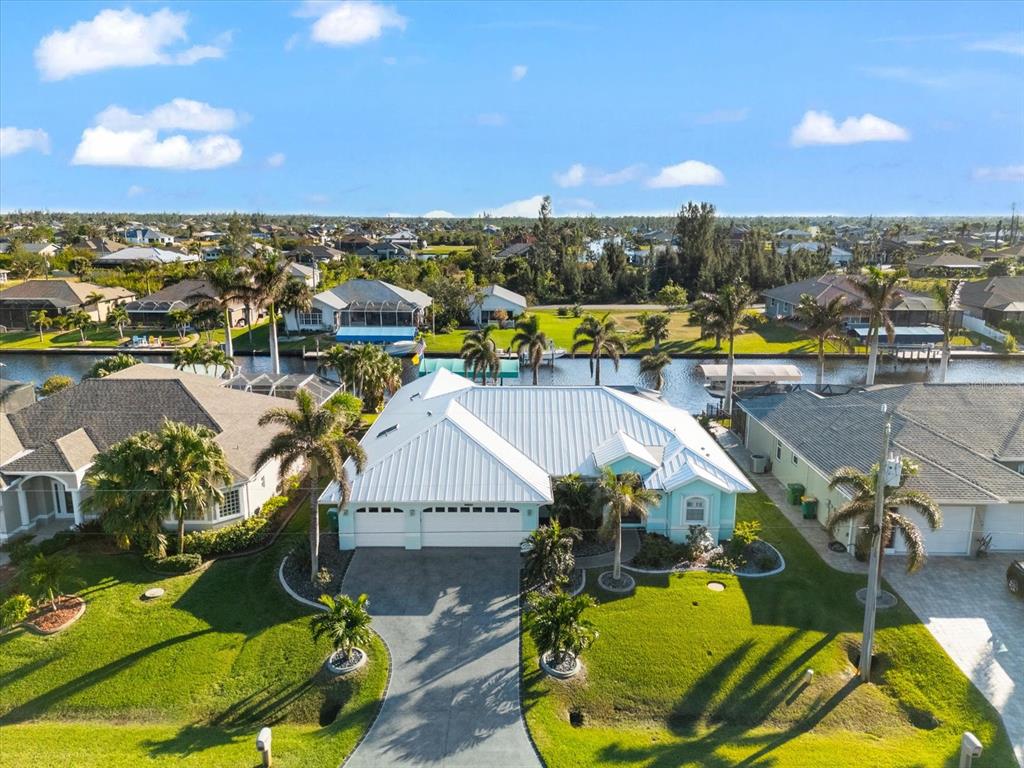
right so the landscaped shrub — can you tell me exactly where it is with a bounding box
[556,306,569,317]
[181,507,279,558]
[145,552,202,573]
[632,534,688,569]
[707,551,741,572]
[3,535,39,566]
[38,531,77,557]
[726,520,763,561]
[0,594,33,629]
[684,525,714,561]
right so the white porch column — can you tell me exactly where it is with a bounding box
[16,485,30,529]
[71,490,83,526]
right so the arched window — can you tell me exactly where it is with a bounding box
[684,496,707,524]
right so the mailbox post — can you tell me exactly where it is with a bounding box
[256,727,272,768]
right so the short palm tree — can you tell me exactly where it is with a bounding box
[26,553,79,612]
[28,309,52,342]
[255,389,367,583]
[638,351,671,390]
[107,305,130,340]
[523,520,581,590]
[86,352,140,379]
[851,266,903,386]
[167,308,192,339]
[697,284,754,414]
[827,461,942,575]
[84,291,105,309]
[173,344,208,373]
[637,311,671,350]
[597,467,660,582]
[526,589,598,668]
[932,282,955,383]
[204,345,236,377]
[572,313,626,385]
[512,313,549,386]
[319,344,357,391]
[310,592,373,666]
[461,325,501,385]
[796,294,849,389]
[66,309,92,342]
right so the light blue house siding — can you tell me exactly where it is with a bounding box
[644,480,737,543]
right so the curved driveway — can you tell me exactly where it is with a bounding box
[342,548,540,768]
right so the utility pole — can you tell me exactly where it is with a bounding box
[860,404,892,683]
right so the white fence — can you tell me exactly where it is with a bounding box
[961,313,1008,343]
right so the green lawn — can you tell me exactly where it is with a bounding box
[0,506,388,768]
[417,245,477,256]
[522,491,1014,767]
[0,327,190,351]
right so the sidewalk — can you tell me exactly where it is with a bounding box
[576,529,640,569]
[713,425,867,575]
[0,517,77,567]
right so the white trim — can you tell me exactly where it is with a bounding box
[682,495,709,526]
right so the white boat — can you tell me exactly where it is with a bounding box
[519,343,567,364]
[697,363,802,398]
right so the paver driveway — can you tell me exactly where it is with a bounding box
[887,554,1024,766]
[342,548,540,768]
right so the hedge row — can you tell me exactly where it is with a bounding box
[181,495,289,558]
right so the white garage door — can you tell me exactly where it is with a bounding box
[353,506,406,547]
[892,505,971,556]
[421,505,526,548]
[985,505,1024,551]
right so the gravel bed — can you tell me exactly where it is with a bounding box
[573,535,613,558]
[282,534,354,603]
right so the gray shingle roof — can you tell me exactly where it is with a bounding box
[738,384,1024,503]
[0,279,134,307]
[762,274,938,312]
[957,277,1024,314]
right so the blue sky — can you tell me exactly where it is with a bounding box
[1,1,1022,216]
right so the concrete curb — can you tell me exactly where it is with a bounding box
[620,540,786,578]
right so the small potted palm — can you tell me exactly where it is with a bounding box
[310,593,372,675]
[526,590,598,679]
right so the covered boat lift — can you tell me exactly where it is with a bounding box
[697,363,802,399]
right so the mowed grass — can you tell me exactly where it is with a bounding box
[0,327,189,351]
[0,506,388,768]
[522,491,1015,767]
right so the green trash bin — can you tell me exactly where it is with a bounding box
[326,507,339,534]
[786,483,805,504]
[801,496,818,520]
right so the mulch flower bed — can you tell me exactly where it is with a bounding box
[282,533,354,604]
[24,596,85,634]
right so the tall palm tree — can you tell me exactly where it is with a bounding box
[932,282,955,383]
[571,313,626,385]
[827,461,942,576]
[255,389,367,584]
[697,284,754,414]
[28,309,52,342]
[310,593,373,665]
[107,305,130,340]
[851,266,903,386]
[167,308,192,339]
[796,294,849,389]
[154,420,232,555]
[461,325,501,385]
[597,467,660,583]
[638,351,671,391]
[66,309,92,342]
[637,311,671,350]
[522,520,581,590]
[252,253,291,374]
[203,260,242,357]
[511,313,549,386]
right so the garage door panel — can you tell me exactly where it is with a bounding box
[984,505,1024,551]
[893,506,971,555]
[354,508,406,548]
[421,508,525,548]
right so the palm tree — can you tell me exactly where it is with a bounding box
[597,467,660,583]
[203,260,242,357]
[697,284,754,414]
[278,278,314,339]
[796,294,849,389]
[523,520,581,590]
[173,344,208,373]
[167,308,192,340]
[932,282,955,383]
[255,389,367,584]
[851,266,903,386]
[66,309,92,342]
[511,313,549,386]
[153,420,232,555]
[526,589,598,668]
[86,353,140,379]
[319,344,357,391]
[85,433,167,557]
[26,553,79,612]
[205,345,236,377]
[84,291,105,310]
[310,593,373,666]
[827,461,942,576]
[107,305,130,340]
[28,309,52,342]
[638,351,671,390]
[251,253,291,374]
[461,325,501,385]
[571,313,626,385]
[637,311,671,350]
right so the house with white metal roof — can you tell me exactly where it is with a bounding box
[469,284,527,326]
[320,368,754,549]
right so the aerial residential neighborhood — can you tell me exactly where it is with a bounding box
[0,2,1022,768]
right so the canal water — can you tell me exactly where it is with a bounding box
[1,351,1020,414]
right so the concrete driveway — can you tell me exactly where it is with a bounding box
[886,554,1024,766]
[342,548,540,768]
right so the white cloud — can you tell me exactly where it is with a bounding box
[95,99,240,132]
[476,195,545,217]
[422,210,455,218]
[285,33,302,51]
[476,112,507,127]
[35,8,228,81]
[297,1,407,46]
[972,165,1024,182]
[127,185,146,198]
[0,127,51,157]
[965,34,1024,56]
[553,163,642,188]
[790,110,909,147]
[73,127,242,170]
[646,160,725,188]
[511,64,528,81]
[693,107,750,125]
[266,152,286,168]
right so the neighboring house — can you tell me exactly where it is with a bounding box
[21,242,60,258]
[775,228,813,241]
[733,383,1024,555]
[287,245,344,264]
[356,242,412,260]
[0,365,293,543]
[495,242,532,260]
[93,246,198,268]
[470,284,527,325]
[80,238,126,258]
[0,279,135,329]
[335,233,374,252]
[0,269,9,284]
[383,229,419,248]
[320,368,754,549]
[778,241,853,266]
[908,252,986,277]
[0,380,35,413]
[125,279,246,327]
[124,228,175,246]
[956,277,1024,324]
[762,274,961,327]
[287,261,320,289]
[283,279,432,340]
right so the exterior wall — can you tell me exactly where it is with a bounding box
[607,456,655,477]
[659,481,736,543]
[470,296,526,326]
[980,503,1024,551]
[284,298,336,332]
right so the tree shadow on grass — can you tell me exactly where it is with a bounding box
[141,724,251,763]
